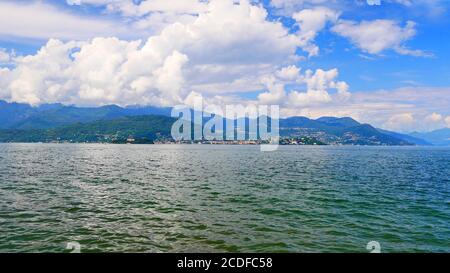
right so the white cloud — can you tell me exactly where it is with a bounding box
[0,0,302,107]
[293,7,339,34]
[277,87,450,132]
[292,7,340,56]
[384,113,415,131]
[392,0,447,17]
[332,19,427,56]
[119,0,208,16]
[4,37,191,106]
[0,48,13,64]
[275,65,301,81]
[288,68,350,106]
[425,112,443,123]
[258,67,350,107]
[258,75,287,105]
[270,0,335,15]
[0,1,131,41]
[288,89,332,106]
[446,116,450,128]
[68,0,208,16]
[66,0,208,34]
[130,12,198,34]
[0,67,12,99]
[0,50,8,63]
[66,0,114,5]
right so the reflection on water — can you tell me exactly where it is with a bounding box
[0,144,449,252]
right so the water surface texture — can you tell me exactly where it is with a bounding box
[0,144,449,252]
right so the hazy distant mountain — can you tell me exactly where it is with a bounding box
[0,100,433,145]
[377,129,432,146]
[0,100,171,129]
[0,100,57,129]
[280,116,415,146]
[410,128,450,146]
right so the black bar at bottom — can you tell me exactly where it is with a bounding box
[0,253,446,272]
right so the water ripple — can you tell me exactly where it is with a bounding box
[0,144,449,253]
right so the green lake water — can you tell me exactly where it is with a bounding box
[0,144,448,252]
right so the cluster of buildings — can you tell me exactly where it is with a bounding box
[279,137,325,145]
[153,137,325,145]
[153,139,265,145]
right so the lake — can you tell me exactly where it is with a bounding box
[0,144,449,252]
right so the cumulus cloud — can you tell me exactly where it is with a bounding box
[275,65,301,81]
[287,68,350,106]
[332,19,428,56]
[258,75,287,105]
[2,37,189,106]
[293,7,340,56]
[258,66,350,107]
[446,116,450,128]
[0,0,303,107]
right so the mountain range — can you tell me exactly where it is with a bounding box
[0,100,171,130]
[410,129,450,146]
[279,116,430,146]
[0,100,447,146]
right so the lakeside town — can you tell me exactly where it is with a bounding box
[150,136,325,145]
[36,136,326,146]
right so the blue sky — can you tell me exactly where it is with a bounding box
[0,0,449,132]
[310,2,450,91]
[2,0,449,91]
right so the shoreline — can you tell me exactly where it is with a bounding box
[0,142,433,147]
